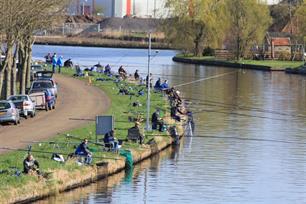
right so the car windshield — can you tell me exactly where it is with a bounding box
[8,96,27,101]
[33,82,52,89]
[36,72,52,78]
[0,102,11,110]
[31,65,43,70]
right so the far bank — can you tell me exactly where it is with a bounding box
[173,55,303,71]
[34,36,172,50]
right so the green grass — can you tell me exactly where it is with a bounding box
[233,60,303,69]
[0,67,171,196]
[176,54,303,69]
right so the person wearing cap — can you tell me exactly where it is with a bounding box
[23,154,40,175]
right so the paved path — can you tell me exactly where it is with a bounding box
[0,74,110,153]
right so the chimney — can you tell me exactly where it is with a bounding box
[92,0,96,15]
[126,0,132,16]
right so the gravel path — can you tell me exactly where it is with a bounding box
[0,74,110,153]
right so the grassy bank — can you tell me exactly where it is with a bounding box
[175,54,303,70]
[0,68,179,203]
[35,36,172,49]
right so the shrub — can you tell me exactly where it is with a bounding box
[202,47,215,56]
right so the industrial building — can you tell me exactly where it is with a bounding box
[68,0,168,18]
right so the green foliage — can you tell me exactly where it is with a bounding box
[226,0,272,60]
[296,0,306,38]
[0,68,170,194]
[164,0,228,56]
[202,47,215,56]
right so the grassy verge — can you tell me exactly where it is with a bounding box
[35,36,172,49]
[175,54,303,70]
[0,67,173,200]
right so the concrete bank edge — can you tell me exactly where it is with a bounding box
[172,56,273,71]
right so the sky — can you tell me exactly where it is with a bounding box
[267,0,282,4]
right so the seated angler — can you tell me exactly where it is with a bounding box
[118,65,127,79]
[75,139,92,164]
[104,130,118,151]
[104,64,112,75]
[127,122,144,144]
[23,154,40,175]
[64,58,73,67]
[161,80,169,90]
[154,78,162,90]
[151,108,161,130]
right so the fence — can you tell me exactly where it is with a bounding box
[35,23,101,36]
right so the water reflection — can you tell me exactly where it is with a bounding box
[33,45,306,204]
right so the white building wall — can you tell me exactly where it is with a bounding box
[114,0,127,17]
[133,0,167,18]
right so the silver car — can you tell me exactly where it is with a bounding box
[7,95,36,118]
[0,100,20,125]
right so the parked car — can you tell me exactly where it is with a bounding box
[29,89,55,111]
[35,71,58,98]
[0,100,20,125]
[7,95,36,119]
[29,80,57,98]
[30,64,44,81]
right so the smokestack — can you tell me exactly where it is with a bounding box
[92,0,96,15]
[126,0,132,16]
[77,0,81,15]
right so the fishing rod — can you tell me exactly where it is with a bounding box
[0,147,122,160]
[65,134,104,147]
[184,97,306,120]
[192,108,289,121]
[173,71,237,88]
[183,134,306,146]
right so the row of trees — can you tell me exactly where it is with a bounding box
[165,0,305,59]
[0,0,70,99]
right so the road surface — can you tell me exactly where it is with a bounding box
[0,74,110,153]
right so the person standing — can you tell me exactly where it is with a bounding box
[57,56,63,73]
[134,70,140,81]
[51,53,57,73]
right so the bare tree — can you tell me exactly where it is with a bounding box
[0,0,70,98]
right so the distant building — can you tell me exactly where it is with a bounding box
[265,32,291,59]
[68,0,168,18]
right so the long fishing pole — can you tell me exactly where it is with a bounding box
[192,108,288,121]
[186,102,294,118]
[66,134,104,147]
[183,134,306,146]
[0,147,122,160]
[184,97,306,120]
[173,71,237,88]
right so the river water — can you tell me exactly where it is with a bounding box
[33,45,306,204]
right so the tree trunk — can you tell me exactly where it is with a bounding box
[4,42,14,99]
[11,43,18,95]
[194,25,204,57]
[25,40,33,89]
[19,41,27,94]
